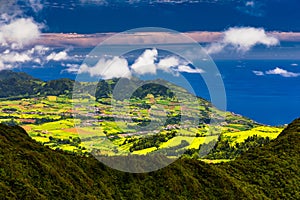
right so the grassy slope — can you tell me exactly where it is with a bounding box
[0,118,299,199]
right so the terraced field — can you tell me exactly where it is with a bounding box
[0,93,283,161]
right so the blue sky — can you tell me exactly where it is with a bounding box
[0,0,299,73]
[0,0,299,71]
[19,0,300,33]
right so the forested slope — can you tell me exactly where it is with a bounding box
[0,118,299,199]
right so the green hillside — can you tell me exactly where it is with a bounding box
[0,70,283,161]
[0,118,299,199]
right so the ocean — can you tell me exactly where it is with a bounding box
[190,59,300,126]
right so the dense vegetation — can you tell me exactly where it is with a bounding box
[198,134,271,159]
[0,70,74,98]
[129,131,176,152]
[0,70,42,98]
[0,118,299,199]
[0,70,177,100]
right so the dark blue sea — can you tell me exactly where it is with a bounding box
[193,60,300,126]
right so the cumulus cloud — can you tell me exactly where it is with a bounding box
[0,18,41,49]
[252,70,264,76]
[46,51,69,61]
[265,67,300,78]
[205,27,279,54]
[0,52,31,63]
[131,48,158,75]
[131,49,203,75]
[223,27,279,51]
[75,48,204,79]
[78,56,131,79]
[0,0,48,71]
[157,56,180,72]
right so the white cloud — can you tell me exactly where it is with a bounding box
[78,56,131,79]
[252,70,264,76]
[0,0,46,71]
[33,58,41,64]
[46,51,69,61]
[157,56,180,72]
[245,1,255,7]
[31,45,50,55]
[74,49,204,79]
[0,18,41,49]
[156,56,203,74]
[0,44,54,70]
[205,43,225,55]
[205,27,279,54]
[62,63,80,73]
[131,48,158,75]
[223,27,279,51]
[176,65,204,74]
[265,67,300,78]
[0,52,31,63]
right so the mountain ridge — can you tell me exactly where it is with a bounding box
[0,118,299,199]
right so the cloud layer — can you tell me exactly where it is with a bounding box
[32,30,300,48]
[205,27,279,54]
[75,48,204,79]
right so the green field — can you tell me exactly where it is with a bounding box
[223,126,283,145]
[0,92,284,160]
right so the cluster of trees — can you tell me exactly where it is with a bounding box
[94,78,177,101]
[0,70,42,98]
[159,140,190,157]
[132,83,175,99]
[34,117,61,125]
[129,131,176,152]
[196,135,271,159]
[39,79,74,96]
[45,136,83,149]
[0,70,77,98]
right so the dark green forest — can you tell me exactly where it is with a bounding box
[0,118,299,199]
